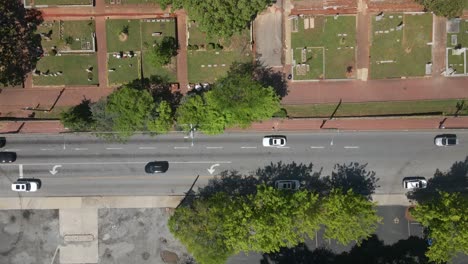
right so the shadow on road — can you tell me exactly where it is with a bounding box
[261,235,429,264]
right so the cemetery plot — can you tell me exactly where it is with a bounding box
[446,18,468,76]
[187,21,252,83]
[108,52,140,86]
[106,19,142,52]
[291,15,356,80]
[33,54,98,86]
[370,13,433,79]
[37,20,96,54]
[105,0,160,4]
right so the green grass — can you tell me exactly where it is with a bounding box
[27,0,91,5]
[283,99,468,118]
[291,15,356,79]
[34,106,72,119]
[370,13,432,79]
[33,55,98,86]
[140,19,176,50]
[447,50,466,74]
[37,20,95,53]
[106,19,142,52]
[142,51,177,82]
[447,20,468,48]
[187,23,252,82]
[107,55,140,86]
[292,47,324,80]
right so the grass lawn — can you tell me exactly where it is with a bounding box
[140,18,177,50]
[26,0,92,5]
[291,15,356,79]
[370,13,432,79]
[106,19,142,52]
[107,55,140,86]
[33,54,98,86]
[187,21,252,83]
[447,49,466,74]
[142,51,177,81]
[446,19,468,75]
[34,106,72,119]
[283,99,468,118]
[37,20,95,53]
[292,47,324,80]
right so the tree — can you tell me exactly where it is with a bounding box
[410,192,468,263]
[175,94,227,134]
[206,73,281,129]
[169,193,234,264]
[60,99,95,131]
[415,0,464,18]
[148,36,178,66]
[147,100,173,133]
[0,1,43,86]
[320,189,382,246]
[172,0,271,37]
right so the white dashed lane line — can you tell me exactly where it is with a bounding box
[40,148,54,151]
[206,147,223,149]
[5,149,21,151]
[241,146,257,149]
[344,146,360,149]
[310,146,325,149]
[74,148,88,151]
[106,147,123,150]
[139,147,156,150]
[174,146,189,149]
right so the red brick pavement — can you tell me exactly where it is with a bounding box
[285,77,468,104]
[175,10,189,93]
[95,16,108,88]
[356,0,370,70]
[431,15,447,77]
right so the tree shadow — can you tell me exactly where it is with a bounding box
[408,156,468,203]
[322,162,380,200]
[228,61,289,98]
[197,170,260,199]
[262,235,429,264]
[255,161,325,195]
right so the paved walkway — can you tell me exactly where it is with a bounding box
[356,0,370,80]
[175,10,189,93]
[432,15,447,77]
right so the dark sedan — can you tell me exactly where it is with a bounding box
[145,161,169,173]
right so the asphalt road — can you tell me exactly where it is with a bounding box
[0,130,467,197]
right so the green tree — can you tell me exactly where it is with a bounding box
[175,94,226,134]
[0,1,43,86]
[206,74,281,128]
[172,0,271,37]
[147,100,173,133]
[223,185,321,253]
[169,193,234,264]
[415,0,464,18]
[149,36,178,66]
[410,192,468,263]
[320,189,382,246]
[60,99,94,131]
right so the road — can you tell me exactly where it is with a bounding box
[0,131,467,197]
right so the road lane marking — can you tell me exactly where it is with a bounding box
[241,146,257,149]
[106,147,123,150]
[277,146,290,149]
[174,146,189,149]
[5,149,21,151]
[1,161,232,166]
[19,164,23,178]
[74,148,88,151]
[44,175,215,181]
[40,148,54,151]
[344,146,360,149]
[139,147,156,150]
[310,146,325,149]
[206,146,223,149]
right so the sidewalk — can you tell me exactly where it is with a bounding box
[1,116,467,134]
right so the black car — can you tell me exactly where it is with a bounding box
[0,137,5,148]
[145,161,169,173]
[0,152,16,163]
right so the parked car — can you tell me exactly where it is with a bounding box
[402,177,427,190]
[275,180,300,190]
[0,137,5,148]
[11,179,41,192]
[145,161,169,173]
[434,134,458,146]
[0,152,16,163]
[263,135,287,147]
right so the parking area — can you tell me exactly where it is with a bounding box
[254,6,283,67]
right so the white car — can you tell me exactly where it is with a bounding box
[275,180,300,190]
[434,134,458,146]
[263,136,287,147]
[11,180,39,192]
[402,177,427,190]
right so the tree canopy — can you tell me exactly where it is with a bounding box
[0,1,43,86]
[415,0,464,18]
[172,0,272,37]
[148,36,178,66]
[410,192,468,263]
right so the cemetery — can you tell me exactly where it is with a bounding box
[290,15,357,80]
[445,18,468,76]
[25,0,93,6]
[187,20,252,83]
[370,12,433,79]
[33,20,98,86]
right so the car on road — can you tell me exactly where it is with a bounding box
[434,134,458,146]
[0,137,5,148]
[263,135,287,147]
[0,152,16,163]
[145,161,169,173]
[275,180,300,190]
[402,177,427,190]
[11,179,41,192]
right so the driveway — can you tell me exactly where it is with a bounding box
[254,5,283,67]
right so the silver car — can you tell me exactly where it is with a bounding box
[275,180,300,190]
